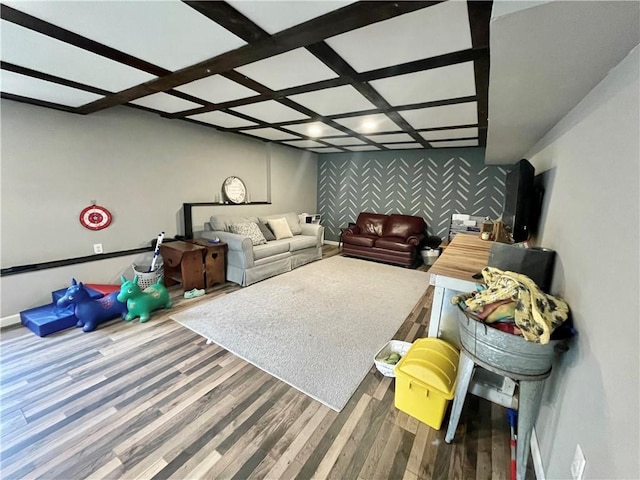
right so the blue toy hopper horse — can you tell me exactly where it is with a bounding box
[57,279,127,332]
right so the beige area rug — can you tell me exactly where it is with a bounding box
[171,255,428,411]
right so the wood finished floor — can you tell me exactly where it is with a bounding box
[0,246,514,480]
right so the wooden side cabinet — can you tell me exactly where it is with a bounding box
[188,240,227,288]
[159,241,206,292]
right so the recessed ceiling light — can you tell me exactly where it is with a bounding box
[361,120,378,133]
[307,125,323,137]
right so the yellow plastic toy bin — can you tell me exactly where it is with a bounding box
[394,338,460,430]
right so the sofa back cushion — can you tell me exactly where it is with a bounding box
[210,215,258,232]
[259,212,302,235]
[356,212,388,237]
[382,214,426,240]
[229,222,268,246]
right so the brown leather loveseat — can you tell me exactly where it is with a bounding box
[342,212,427,267]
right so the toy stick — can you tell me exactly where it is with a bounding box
[507,408,517,480]
[149,232,165,272]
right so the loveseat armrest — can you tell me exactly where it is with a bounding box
[199,231,254,268]
[344,225,360,235]
[299,223,324,246]
[406,233,426,246]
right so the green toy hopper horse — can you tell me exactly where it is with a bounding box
[117,275,172,323]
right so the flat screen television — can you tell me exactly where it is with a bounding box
[501,159,542,242]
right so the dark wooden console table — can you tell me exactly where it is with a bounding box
[159,241,206,292]
[183,202,271,239]
[188,239,227,287]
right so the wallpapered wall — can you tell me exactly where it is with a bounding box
[317,148,509,242]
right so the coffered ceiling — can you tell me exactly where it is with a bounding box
[0,1,492,154]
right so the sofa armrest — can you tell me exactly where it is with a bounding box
[406,233,426,246]
[344,225,360,235]
[199,231,254,268]
[299,223,324,246]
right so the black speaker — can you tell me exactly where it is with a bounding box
[502,159,535,242]
[488,243,556,292]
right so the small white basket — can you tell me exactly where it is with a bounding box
[132,264,164,290]
[374,340,413,377]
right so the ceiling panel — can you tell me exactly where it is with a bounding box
[175,75,259,104]
[431,139,479,148]
[419,127,479,141]
[2,0,247,71]
[130,93,202,113]
[345,145,381,151]
[241,128,300,141]
[230,100,309,123]
[325,1,472,72]
[288,84,376,116]
[322,137,366,146]
[381,143,422,149]
[0,70,102,107]
[399,102,478,129]
[235,48,339,91]
[0,1,492,154]
[281,139,325,148]
[188,111,258,128]
[334,113,400,135]
[364,133,414,143]
[228,1,355,35]
[310,147,344,153]
[282,121,345,138]
[0,20,155,92]
[370,61,476,107]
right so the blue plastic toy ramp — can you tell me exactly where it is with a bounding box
[20,303,77,337]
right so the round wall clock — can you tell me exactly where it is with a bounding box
[79,205,112,230]
[222,176,247,204]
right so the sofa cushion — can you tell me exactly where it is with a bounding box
[253,240,290,260]
[375,236,415,253]
[382,214,426,239]
[256,221,276,241]
[355,212,388,237]
[343,234,378,247]
[229,222,267,246]
[259,212,302,235]
[288,234,318,252]
[268,217,294,240]
[210,215,258,232]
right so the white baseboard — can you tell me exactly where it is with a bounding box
[1,314,21,329]
[323,240,339,246]
[531,427,546,480]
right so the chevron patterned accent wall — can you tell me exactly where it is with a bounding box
[317,148,509,242]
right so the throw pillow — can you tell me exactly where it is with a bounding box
[229,222,267,246]
[256,221,276,241]
[259,212,302,235]
[267,217,293,240]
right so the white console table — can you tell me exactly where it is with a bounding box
[428,234,493,346]
[429,234,541,480]
[428,236,517,407]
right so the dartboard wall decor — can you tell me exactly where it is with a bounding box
[79,205,112,230]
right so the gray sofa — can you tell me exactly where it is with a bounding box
[198,212,324,286]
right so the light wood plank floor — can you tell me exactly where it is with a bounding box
[0,246,518,480]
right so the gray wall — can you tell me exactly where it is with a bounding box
[0,100,317,317]
[524,45,639,479]
[317,148,507,242]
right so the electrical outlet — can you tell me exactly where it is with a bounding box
[571,444,586,480]
[93,243,103,254]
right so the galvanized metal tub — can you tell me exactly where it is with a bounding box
[457,308,566,377]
